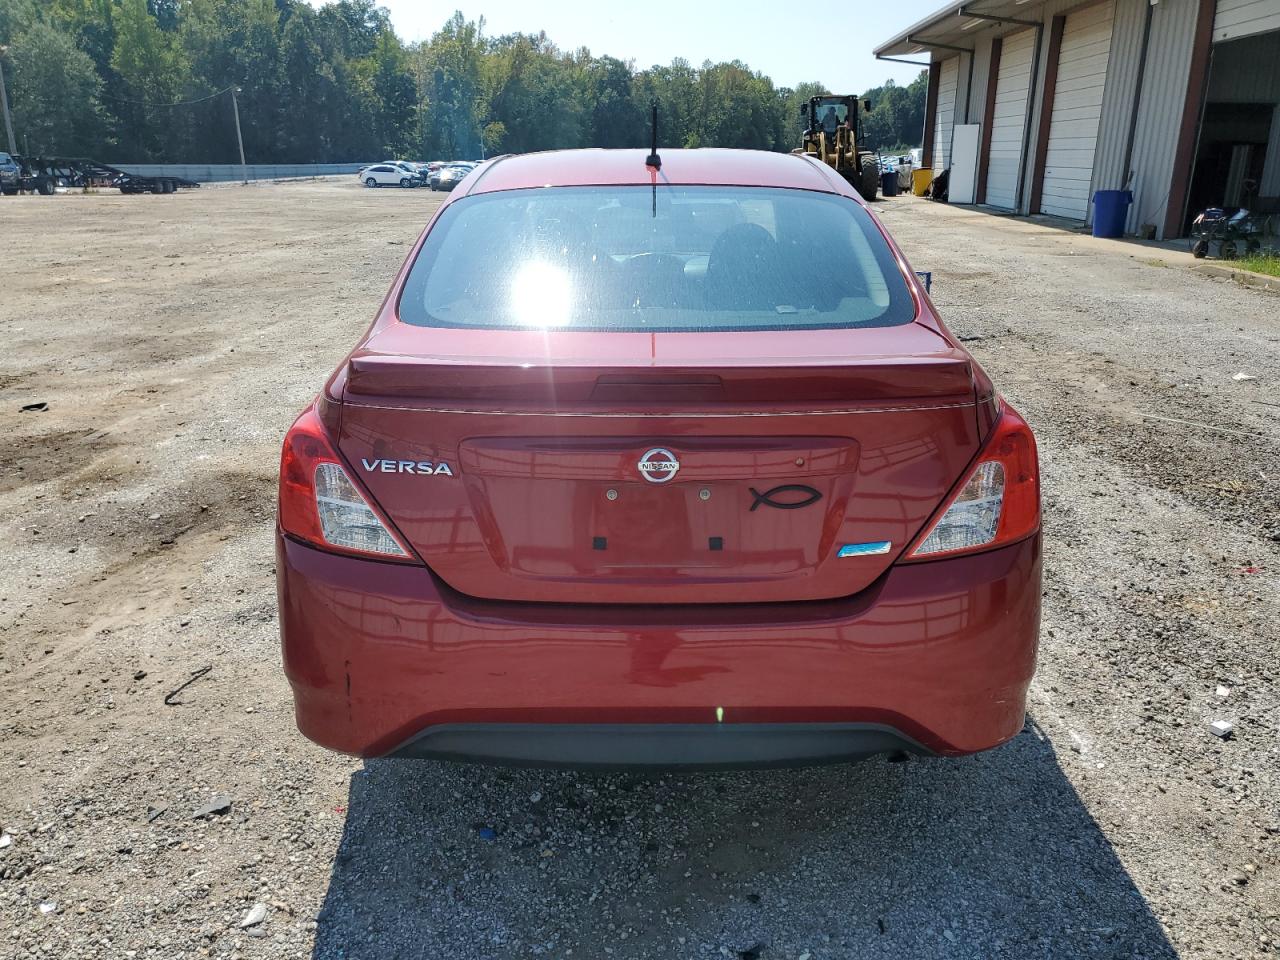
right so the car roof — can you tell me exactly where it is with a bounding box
[464,148,849,197]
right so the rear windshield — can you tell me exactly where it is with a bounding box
[397,186,916,332]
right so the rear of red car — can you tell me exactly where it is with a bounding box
[276,150,1041,767]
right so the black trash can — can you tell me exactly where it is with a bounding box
[880,169,899,197]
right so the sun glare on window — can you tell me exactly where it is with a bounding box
[511,261,573,327]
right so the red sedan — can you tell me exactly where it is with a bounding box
[276,148,1041,767]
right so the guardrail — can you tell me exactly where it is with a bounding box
[107,163,368,183]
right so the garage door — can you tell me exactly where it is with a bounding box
[985,29,1036,209]
[933,57,959,173]
[1040,1,1115,220]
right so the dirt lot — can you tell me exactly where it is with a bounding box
[0,179,1276,960]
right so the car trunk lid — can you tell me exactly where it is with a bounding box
[337,326,980,604]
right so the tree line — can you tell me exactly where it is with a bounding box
[0,0,926,163]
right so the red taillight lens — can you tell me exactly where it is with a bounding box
[278,407,416,561]
[905,401,1040,560]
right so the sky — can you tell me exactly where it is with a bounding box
[361,0,943,92]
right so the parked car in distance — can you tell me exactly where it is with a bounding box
[389,160,428,184]
[279,147,1042,769]
[430,163,472,191]
[360,164,418,188]
[0,152,20,196]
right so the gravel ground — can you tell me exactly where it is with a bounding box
[0,180,1276,960]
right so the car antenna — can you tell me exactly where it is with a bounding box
[646,101,661,218]
[645,101,661,170]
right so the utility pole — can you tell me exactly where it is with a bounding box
[0,47,17,157]
[230,86,247,184]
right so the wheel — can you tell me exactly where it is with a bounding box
[163,179,176,194]
[365,177,377,188]
[1220,240,1237,260]
[858,156,879,202]
[37,178,55,196]
[1191,239,1208,259]
[400,178,412,188]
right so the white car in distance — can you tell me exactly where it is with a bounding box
[360,164,418,188]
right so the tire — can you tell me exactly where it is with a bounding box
[37,178,56,196]
[1220,240,1237,260]
[1191,239,1208,259]
[365,177,378,188]
[858,156,879,202]
[400,178,411,188]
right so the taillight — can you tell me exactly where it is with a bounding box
[905,401,1040,560]
[278,407,415,561]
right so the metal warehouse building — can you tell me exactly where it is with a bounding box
[875,0,1280,238]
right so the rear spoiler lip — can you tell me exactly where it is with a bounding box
[335,399,979,418]
[342,353,977,410]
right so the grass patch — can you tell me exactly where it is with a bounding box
[1237,254,1280,278]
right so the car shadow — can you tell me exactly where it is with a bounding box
[311,719,1177,959]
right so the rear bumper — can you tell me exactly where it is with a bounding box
[277,534,1041,765]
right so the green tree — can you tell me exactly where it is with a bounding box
[417,12,486,158]
[860,72,928,151]
[366,28,416,156]
[0,0,42,45]
[583,55,641,148]
[632,58,698,148]
[110,0,187,158]
[179,0,283,162]
[482,32,582,155]
[6,21,111,153]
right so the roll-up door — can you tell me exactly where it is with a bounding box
[1040,1,1115,220]
[933,57,959,173]
[985,29,1036,210]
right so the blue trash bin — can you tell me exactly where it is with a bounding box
[881,169,899,197]
[1092,190,1132,238]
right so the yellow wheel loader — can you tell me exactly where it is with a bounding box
[798,95,880,202]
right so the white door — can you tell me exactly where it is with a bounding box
[932,57,959,173]
[1040,0,1115,220]
[985,28,1035,209]
[950,124,982,203]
